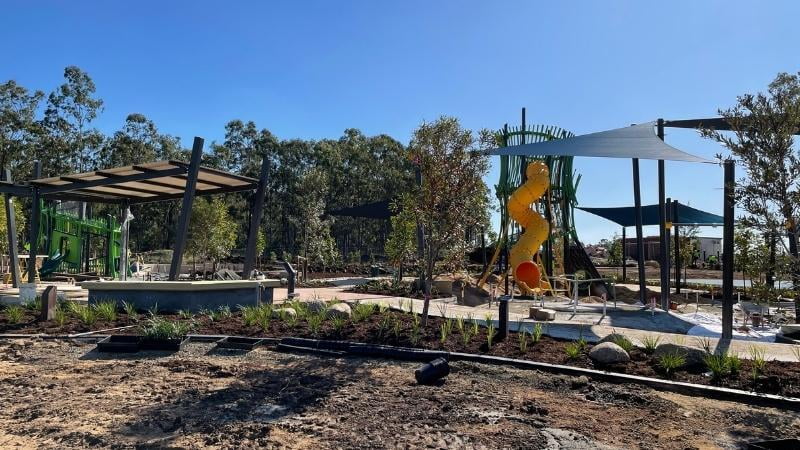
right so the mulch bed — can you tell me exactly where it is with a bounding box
[2,305,799,397]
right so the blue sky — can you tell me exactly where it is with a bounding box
[2,1,798,243]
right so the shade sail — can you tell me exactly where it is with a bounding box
[486,122,709,163]
[327,200,392,219]
[577,204,723,227]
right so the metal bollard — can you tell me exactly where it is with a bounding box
[498,295,510,340]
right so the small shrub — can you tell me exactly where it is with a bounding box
[564,342,582,360]
[24,297,42,311]
[455,316,465,334]
[93,300,117,322]
[409,314,422,345]
[518,330,529,353]
[5,305,24,323]
[307,312,324,336]
[257,308,272,331]
[72,304,97,326]
[531,323,543,344]
[439,318,453,344]
[749,345,768,378]
[486,323,497,349]
[240,305,259,326]
[642,335,660,354]
[288,300,308,320]
[460,327,473,346]
[703,353,731,381]
[217,305,232,319]
[610,335,634,353]
[121,301,139,322]
[54,306,68,327]
[727,352,743,374]
[177,309,194,320]
[656,351,686,377]
[696,337,713,354]
[471,317,480,337]
[352,303,376,322]
[576,337,588,351]
[331,315,347,335]
[141,316,192,340]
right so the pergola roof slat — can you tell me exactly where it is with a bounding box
[21,160,258,203]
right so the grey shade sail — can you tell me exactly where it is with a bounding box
[577,204,723,227]
[486,122,710,163]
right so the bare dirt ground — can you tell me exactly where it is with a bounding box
[1,339,798,449]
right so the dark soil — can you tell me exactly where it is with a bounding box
[2,304,800,397]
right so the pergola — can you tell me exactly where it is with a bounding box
[1,137,270,286]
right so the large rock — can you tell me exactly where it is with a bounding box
[588,342,630,364]
[598,333,633,346]
[529,307,556,321]
[327,303,352,319]
[305,300,327,314]
[652,343,706,367]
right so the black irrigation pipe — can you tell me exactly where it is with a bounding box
[2,332,799,411]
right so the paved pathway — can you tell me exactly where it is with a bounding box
[276,286,800,362]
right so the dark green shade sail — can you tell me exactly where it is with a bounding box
[577,203,723,227]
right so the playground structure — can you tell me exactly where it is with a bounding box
[507,161,552,295]
[37,203,123,279]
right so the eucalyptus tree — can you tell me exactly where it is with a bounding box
[0,80,43,177]
[702,71,800,320]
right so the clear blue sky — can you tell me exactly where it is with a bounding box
[3,1,798,243]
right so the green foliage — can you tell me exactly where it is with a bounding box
[486,322,497,349]
[748,345,768,375]
[93,300,117,322]
[121,301,138,322]
[23,297,41,311]
[177,310,194,320]
[564,342,582,360]
[642,335,660,354]
[518,330,530,353]
[531,323,543,344]
[70,304,96,326]
[352,303,376,323]
[703,353,731,380]
[5,305,24,323]
[140,316,192,340]
[331,315,347,335]
[408,116,491,323]
[656,351,686,377]
[610,335,634,353]
[696,337,713,355]
[307,312,325,336]
[385,195,417,270]
[439,318,453,344]
[409,314,422,346]
[187,197,238,267]
[240,305,259,326]
[54,306,68,327]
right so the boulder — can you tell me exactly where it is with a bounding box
[305,300,327,314]
[530,307,556,321]
[652,343,706,367]
[272,307,296,319]
[598,333,633,346]
[588,342,630,364]
[327,303,352,319]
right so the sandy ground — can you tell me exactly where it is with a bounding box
[1,339,798,449]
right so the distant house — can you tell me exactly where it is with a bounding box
[623,235,722,263]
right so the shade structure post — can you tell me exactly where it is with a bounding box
[502,124,510,295]
[169,137,204,281]
[673,200,681,294]
[621,227,626,282]
[2,168,21,287]
[665,197,672,291]
[657,119,668,310]
[120,201,130,281]
[28,161,42,284]
[722,160,735,339]
[632,158,646,303]
[242,153,271,279]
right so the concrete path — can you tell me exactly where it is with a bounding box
[278,286,800,362]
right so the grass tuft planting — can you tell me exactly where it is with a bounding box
[141,316,192,340]
[642,335,660,354]
[5,305,24,323]
[656,351,686,377]
[93,300,117,322]
[121,301,139,322]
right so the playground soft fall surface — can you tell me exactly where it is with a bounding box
[1,339,799,449]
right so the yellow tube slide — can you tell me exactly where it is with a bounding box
[508,161,552,295]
